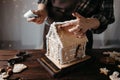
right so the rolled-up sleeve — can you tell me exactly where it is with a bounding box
[92,0,115,34]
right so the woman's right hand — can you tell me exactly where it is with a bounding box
[27,4,47,24]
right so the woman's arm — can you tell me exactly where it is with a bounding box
[91,0,115,34]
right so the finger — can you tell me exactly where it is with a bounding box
[37,18,44,24]
[68,25,79,32]
[33,10,39,15]
[75,29,85,38]
[27,17,36,22]
[72,12,83,19]
[77,33,85,38]
[74,29,83,36]
[59,22,73,28]
[74,29,84,37]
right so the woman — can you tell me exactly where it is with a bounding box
[27,0,115,49]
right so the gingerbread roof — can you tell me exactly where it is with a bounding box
[47,22,88,48]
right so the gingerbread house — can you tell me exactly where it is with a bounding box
[45,21,88,69]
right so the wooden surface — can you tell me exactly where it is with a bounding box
[0,48,120,80]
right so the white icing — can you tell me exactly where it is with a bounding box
[1,72,9,79]
[46,21,88,68]
[109,71,120,80]
[13,64,27,73]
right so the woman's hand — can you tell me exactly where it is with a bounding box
[59,12,100,38]
[27,3,47,24]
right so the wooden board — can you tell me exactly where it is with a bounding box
[37,54,91,78]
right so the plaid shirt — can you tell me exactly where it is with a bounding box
[38,0,115,34]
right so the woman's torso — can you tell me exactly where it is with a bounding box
[47,0,103,21]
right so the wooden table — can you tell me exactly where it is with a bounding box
[0,48,120,80]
